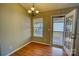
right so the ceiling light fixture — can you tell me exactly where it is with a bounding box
[28,3,39,16]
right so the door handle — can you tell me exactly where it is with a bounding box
[71,34,75,39]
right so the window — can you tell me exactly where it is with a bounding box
[33,18,43,37]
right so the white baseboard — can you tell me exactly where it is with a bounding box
[6,41,50,56]
[6,41,32,56]
[31,41,50,46]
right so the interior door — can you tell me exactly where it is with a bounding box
[64,9,77,56]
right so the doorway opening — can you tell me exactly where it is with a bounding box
[52,16,64,47]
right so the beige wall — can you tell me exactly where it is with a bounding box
[0,4,31,56]
[32,7,75,44]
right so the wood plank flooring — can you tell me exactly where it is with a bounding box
[10,42,67,56]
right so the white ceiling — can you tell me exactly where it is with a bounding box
[20,3,79,12]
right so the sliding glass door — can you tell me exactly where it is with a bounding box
[52,17,64,46]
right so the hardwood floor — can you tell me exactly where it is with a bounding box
[10,42,67,56]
